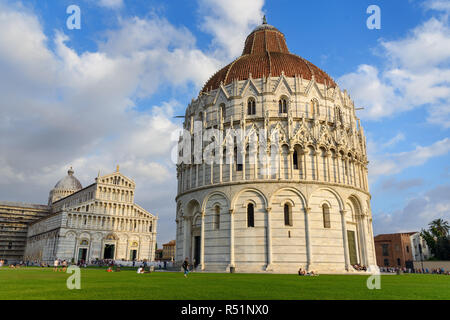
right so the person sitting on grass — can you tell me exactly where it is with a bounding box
[107,267,113,272]
[298,268,306,276]
[115,266,121,272]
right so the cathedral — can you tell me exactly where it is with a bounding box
[0,167,157,264]
[175,18,376,273]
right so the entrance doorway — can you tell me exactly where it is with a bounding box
[130,250,137,261]
[104,244,115,259]
[194,236,201,267]
[78,248,88,262]
[347,230,358,265]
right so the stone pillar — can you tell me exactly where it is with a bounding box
[336,154,341,184]
[266,207,273,271]
[340,210,351,271]
[302,148,308,180]
[242,149,246,181]
[200,211,205,270]
[183,217,190,260]
[202,162,206,186]
[359,211,369,266]
[228,209,235,268]
[304,207,313,271]
[289,149,294,180]
[196,164,199,187]
[326,151,332,182]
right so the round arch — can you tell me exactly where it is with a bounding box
[201,191,230,213]
[231,187,268,211]
[268,187,307,209]
[308,187,344,211]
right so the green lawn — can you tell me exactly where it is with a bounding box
[0,267,449,300]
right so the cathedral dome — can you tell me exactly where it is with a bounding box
[54,167,82,191]
[201,18,336,93]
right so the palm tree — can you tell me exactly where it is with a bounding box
[429,219,450,238]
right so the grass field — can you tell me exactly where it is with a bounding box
[0,267,449,300]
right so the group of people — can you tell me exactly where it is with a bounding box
[297,268,318,276]
[352,264,367,271]
[53,259,68,272]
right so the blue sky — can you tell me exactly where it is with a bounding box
[0,0,449,245]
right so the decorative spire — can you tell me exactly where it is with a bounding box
[262,15,267,25]
[116,164,120,172]
[68,167,74,176]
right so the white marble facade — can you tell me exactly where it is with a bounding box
[25,168,157,263]
[175,21,376,273]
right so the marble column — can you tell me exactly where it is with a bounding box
[266,207,273,271]
[200,211,205,270]
[340,210,351,271]
[305,207,313,271]
[228,209,235,268]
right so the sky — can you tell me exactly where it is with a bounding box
[0,0,449,246]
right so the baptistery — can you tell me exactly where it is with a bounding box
[175,18,376,273]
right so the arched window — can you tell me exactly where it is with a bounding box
[284,203,292,226]
[222,147,227,165]
[234,147,243,171]
[310,99,319,117]
[293,150,298,170]
[247,203,254,227]
[214,205,220,230]
[247,98,256,115]
[279,98,287,113]
[322,204,331,228]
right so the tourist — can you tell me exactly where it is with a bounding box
[53,259,59,272]
[107,267,113,272]
[62,260,68,272]
[182,258,189,278]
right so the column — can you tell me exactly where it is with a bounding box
[200,211,205,270]
[336,154,341,184]
[202,162,206,186]
[304,207,313,271]
[266,207,273,270]
[242,149,246,180]
[326,151,332,182]
[289,149,294,180]
[183,217,190,259]
[302,148,308,180]
[359,211,369,266]
[229,209,235,268]
[340,210,351,271]
[196,164,199,187]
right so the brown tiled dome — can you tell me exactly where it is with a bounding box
[202,21,336,93]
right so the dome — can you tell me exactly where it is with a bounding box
[54,167,82,191]
[201,18,336,93]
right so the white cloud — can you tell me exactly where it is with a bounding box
[369,137,450,177]
[98,0,124,9]
[373,184,450,235]
[198,0,264,59]
[338,9,450,127]
[382,132,405,149]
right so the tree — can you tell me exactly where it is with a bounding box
[421,219,450,261]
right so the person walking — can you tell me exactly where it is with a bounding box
[182,258,189,278]
[53,259,59,272]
